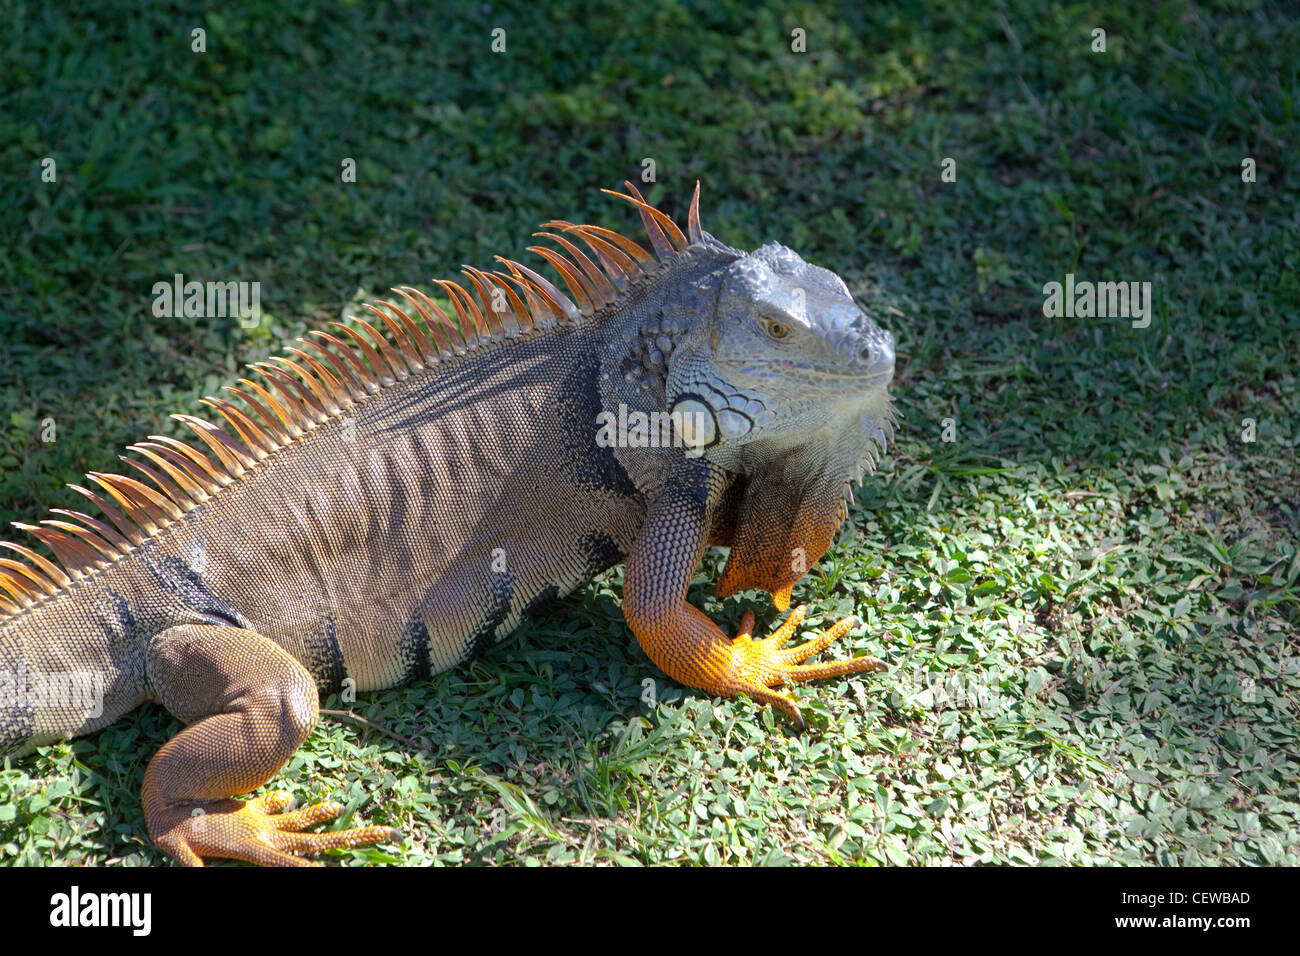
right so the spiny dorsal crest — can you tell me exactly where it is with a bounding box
[0,182,709,619]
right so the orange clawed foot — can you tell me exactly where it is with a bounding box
[151,790,400,867]
[726,605,887,728]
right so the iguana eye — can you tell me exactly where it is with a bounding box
[764,317,790,340]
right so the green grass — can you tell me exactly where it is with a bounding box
[1,0,1296,865]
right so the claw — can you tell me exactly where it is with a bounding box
[152,791,400,867]
[727,605,886,727]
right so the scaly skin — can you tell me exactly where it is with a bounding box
[0,182,897,864]
[140,623,399,865]
[623,457,887,727]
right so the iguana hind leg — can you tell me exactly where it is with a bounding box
[141,624,398,866]
[623,459,887,728]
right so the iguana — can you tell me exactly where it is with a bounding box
[0,183,897,866]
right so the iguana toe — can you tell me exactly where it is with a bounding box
[152,791,400,867]
[727,605,887,727]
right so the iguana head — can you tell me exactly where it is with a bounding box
[665,238,897,605]
[668,241,895,455]
[533,180,896,608]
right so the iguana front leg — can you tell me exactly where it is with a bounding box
[622,459,887,727]
[141,624,398,866]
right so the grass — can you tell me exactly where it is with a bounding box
[1,0,1296,865]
